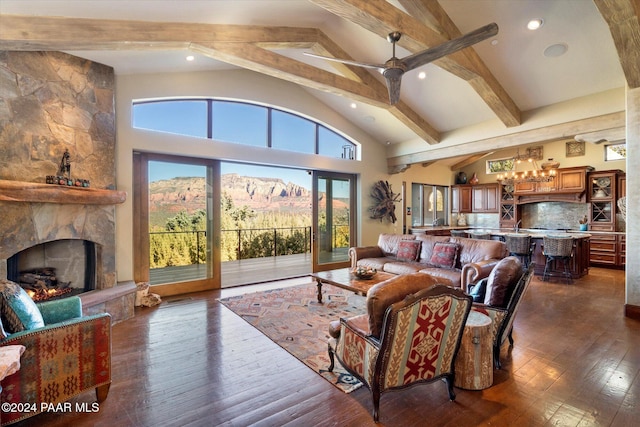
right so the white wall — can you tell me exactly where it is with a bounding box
[626,86,639,308]
[114,69,396,281]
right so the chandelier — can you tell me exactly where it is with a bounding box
[496,149,557,184]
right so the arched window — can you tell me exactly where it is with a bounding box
[132,99,358,160]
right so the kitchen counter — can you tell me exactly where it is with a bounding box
[411,226,592,278]
[411,226,597,237]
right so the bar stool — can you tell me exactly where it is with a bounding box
[542,236,574,284]
[505,234,535,268]
[450,230,468,238]
[469,232,491,240]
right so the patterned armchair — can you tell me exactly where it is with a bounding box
[0,281,111,426]
[328,276,472,422]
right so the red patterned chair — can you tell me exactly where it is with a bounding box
[0,279,111,426]
[327,274,472,422]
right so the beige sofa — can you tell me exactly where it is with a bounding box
[349,233,508,289]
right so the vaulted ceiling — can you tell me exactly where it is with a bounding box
[1,0,638,171]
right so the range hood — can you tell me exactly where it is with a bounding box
[513,166,592,204]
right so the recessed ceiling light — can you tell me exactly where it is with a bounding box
[186,55,195,61]
[527,19,544,30]
[350,102,357,109]
[418,71,427,80]
[544,43,568,57]
[491,39,499,46]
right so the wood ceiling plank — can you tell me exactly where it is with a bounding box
[309,0,521,127]
[595,0,640,88]
[0,14,440,144]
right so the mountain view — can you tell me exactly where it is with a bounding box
[148,174,350,267]
[149,174,313,228]
[149,174,350,228]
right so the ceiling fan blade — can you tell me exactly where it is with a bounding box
[402,22,498,72]
[384,72,403,105]
[303,52,385,71]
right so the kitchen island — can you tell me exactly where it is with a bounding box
[411,227,591,279]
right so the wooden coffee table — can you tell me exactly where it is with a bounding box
[311,268,395,303]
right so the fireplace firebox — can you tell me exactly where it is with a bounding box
[7,239,97,302]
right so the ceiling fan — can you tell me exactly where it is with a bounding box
[304,23,498,105]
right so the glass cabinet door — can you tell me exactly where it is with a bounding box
[589,173,614,229]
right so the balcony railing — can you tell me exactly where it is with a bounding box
[150,225,349,267]
[221,226,312,260]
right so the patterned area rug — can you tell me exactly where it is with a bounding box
[218,282,366,393]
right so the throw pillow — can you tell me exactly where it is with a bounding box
[430,242,460,269]
[0,279,45,334]
[467,278,488,303]
[396,240,421,262]
[484,256,523,308]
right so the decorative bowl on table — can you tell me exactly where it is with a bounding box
[352,267,377,280]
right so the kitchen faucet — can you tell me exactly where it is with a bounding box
[514,220,522,233]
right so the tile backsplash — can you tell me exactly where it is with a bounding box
[521,202,589,230]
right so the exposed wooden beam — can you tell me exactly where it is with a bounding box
[595,0,640,88]
[398,0,458,37]
[575,126,626,144]
[309,0,522,127]
[387,111,626,169]
[0,14,440,144]
[450,153,494,171]
[191,41,387,104]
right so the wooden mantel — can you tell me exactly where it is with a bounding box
[0,179,126,205]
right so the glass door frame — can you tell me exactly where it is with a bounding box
[311,171,357,272]
[132,152,220,295]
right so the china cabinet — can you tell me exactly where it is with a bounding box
[588,170,622,231]
[499,183,517,228]
[588,170,625,269]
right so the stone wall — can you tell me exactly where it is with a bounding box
[0,51,115,185]
[0,51,132,322]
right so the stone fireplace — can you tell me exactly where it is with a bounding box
[0,51,135,323]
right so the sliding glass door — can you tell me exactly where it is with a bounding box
[312,171,356,272]
[133,152,219,293]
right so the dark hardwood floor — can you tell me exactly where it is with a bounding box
[15,267,639,427]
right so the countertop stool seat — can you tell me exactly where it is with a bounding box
[505,234,535,268]
[450,229,469,238]
[542,236,574,284]
[469,232,491,240]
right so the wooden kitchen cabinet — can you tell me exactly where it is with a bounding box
[588,170,623,232]
[452,184,498,213]
[556,167,589,192]
[514,166,593,198]
[451,185,472,213]
[472,184,499,213]
[618,174,626,199]
[499,183,518,228]
[589,234,617,265]
[587,170,625,269]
